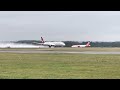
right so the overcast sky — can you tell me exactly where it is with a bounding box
[0,11,120,41]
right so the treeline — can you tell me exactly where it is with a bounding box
[15,40,120,47]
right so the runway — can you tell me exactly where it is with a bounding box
[0,49,120,54]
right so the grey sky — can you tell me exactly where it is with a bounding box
[0,11,120,41]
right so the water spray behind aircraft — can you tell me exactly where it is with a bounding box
[0,41,46,48]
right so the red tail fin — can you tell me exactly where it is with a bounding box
[41,37,45,43]
[86,41,90,46]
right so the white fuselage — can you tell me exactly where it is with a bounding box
[43,42,65,47]
[71,45,90,48]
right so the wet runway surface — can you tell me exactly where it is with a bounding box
[0,49,120,54]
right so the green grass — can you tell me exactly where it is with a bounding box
[0,53,120,79]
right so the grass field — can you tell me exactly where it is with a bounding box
[0,52,120,79]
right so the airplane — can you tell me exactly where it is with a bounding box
[71,41,91,48]
[33,37,66,48]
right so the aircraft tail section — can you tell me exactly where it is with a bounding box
[41,37,45,43]
[86,41,90,46]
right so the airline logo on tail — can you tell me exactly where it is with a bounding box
[86,41,91,47]
[41,37,45,43]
